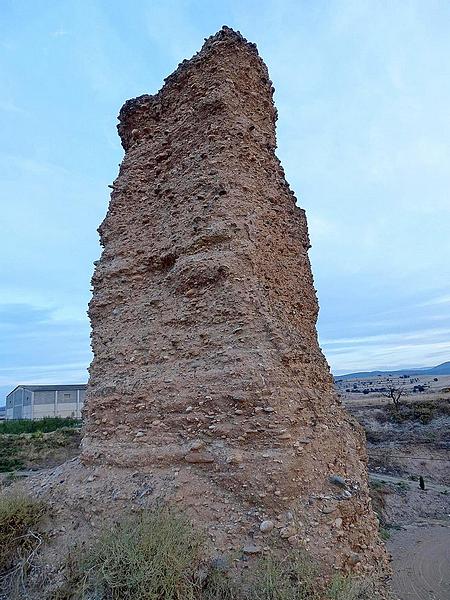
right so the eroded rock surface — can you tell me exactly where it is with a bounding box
[82,26,388,573]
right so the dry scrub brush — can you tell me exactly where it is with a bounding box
[0,492,47,598]
[54,509,205,600]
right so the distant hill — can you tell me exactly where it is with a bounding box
[335,361,450,380]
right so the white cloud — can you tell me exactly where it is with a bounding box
[322,327,450,348]
[51,29,69,38]
[0,101,27,114]
[420,294,450,307]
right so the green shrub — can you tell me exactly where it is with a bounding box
[0,427,81,473]
[385,398,450,424]
[0,437,24,472]
[0,457,24,473]
[0,417,81,435]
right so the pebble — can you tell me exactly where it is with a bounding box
[322,505,337,514]
[329,475,347,488]
[184,451,214,463]
[346,552,360,566]
[227,452,243,464]
[285,511,294,523]
[190,439,204,450]
[280,525,297,539]
[242,545,262,554]
[259,520,274,533]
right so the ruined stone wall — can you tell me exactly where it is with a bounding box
[83,27,387,573]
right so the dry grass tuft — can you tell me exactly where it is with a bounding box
[0,492,47,597]
[245,551,318,600]
[326,574,379,599]
[54,508,205,600]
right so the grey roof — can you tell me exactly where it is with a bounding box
[7,384,87,396]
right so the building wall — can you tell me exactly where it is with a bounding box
[6,387,85,420]
[6,388,32,420]
[6,392,14,420]
[22,388,32,419]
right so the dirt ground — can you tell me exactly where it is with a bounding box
[388,524,450,600]
[370,473,450,526]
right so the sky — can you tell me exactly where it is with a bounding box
[1,0,450,402]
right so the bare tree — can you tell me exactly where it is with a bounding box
[381,386,405,410]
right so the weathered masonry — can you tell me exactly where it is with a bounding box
[83,27,388,573]
[5,384,86,420]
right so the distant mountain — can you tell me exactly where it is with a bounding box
[335,361,450,380]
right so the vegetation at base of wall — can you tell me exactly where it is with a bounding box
[0,492,47,592]
[51,510,380,600]
[0,427,81,473]
[0,417,82,435]
[244,551,319,600]
[53,509,205,600]
[325,575,378,599]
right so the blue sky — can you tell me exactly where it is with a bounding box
[1,0,450,402]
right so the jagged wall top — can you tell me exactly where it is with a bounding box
[117,26,275,151]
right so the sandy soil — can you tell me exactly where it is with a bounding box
[388,524,450,600]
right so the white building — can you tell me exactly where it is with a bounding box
[5,384,86,420]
